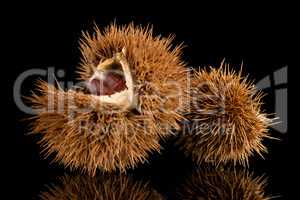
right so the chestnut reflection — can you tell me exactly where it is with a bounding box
[39,173,165,200]
[176,166,271,200]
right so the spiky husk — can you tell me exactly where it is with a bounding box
[176,166,270,200]
[28,23,189,174]
[40,174,164,200]
[177,64,271,166]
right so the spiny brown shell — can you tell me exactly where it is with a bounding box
[40,173,165,200]
[28,23,189,174]
[177,64,271,166]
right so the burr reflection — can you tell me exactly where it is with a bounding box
[39,173,165,200]
[176,166,271,200]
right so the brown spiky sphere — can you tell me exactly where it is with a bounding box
[28,24,189,175]
[40,174,165,200]
[176,167,270,200]
[177,64,271,166]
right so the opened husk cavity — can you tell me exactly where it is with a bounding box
[87,48,137,111]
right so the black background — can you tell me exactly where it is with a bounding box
[5,8,291,199]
